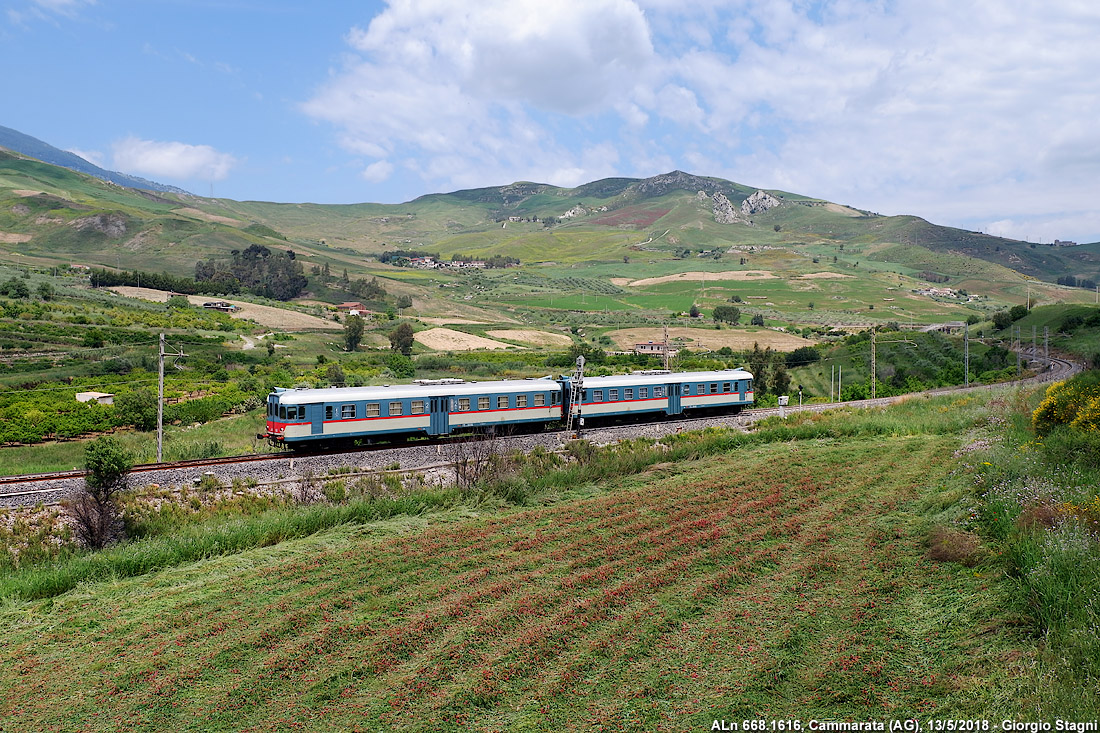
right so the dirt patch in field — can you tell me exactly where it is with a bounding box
[628,271,777,287]
[797,272,855,279]
[109,286,340,331]
[609,278,632,286]
[173,207,242,226]
[486,329,573,347]
[609,326,812,352]
[825,203,863,217]
[0,232,31,244]
[591,205,670,229]
[12,190,44,197]
[414,328,517,351]
[418,317,488,326]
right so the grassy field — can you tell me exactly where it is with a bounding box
[0,396,1043,730]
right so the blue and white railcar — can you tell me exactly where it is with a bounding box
[265,378,563,444]
[567,369,753,420]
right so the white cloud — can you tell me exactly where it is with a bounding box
[111,137,237,181]
[67,148,104,167]
[303,0,657,193]
[361,159,393,183]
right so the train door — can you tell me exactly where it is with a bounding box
[429,396,450,435]
[310,404,324,435]
[667,383,682,414]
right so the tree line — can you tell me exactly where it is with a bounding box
[90,245,308,301]
[195,244,307,300]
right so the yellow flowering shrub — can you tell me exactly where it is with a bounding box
[1033,372,1100,435]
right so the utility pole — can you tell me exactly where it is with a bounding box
[831,364,835,403]
[1015,326,1022,378]
[870,329,876,400]
[565,355,585,437]
[157,334,187,463]
[1044,326,1049,366]
[663,324,670,371]
[964,322,970,388]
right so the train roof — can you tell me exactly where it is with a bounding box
[578,369,752,389]
[270,378,559,404]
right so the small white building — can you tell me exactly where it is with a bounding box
[76,391,114,405]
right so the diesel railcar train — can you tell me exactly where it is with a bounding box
[264,369,753,446]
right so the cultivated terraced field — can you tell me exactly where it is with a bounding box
[0,433,1027,730]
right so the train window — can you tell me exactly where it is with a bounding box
[710,383,719,394]
[610,389,619,401]
[389,402,403,416]
[478,397,490,410]
[747,380,753,391]
[516,395,527,408]
[625,388,634,400]
[640,387,648,398]
[497,396,508,409]
[593,390,603,402]
[654,386,664,398]
[325,406,334,420]
[341,404,356,419]
[552,392,561,405]
[279,405,287,420]
[458,398,471,411]
[411,400,425,414]
[534,394,545,407]
[723,382,731,393]
[698,384,705,394]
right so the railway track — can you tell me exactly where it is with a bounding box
[0,354,1080,507]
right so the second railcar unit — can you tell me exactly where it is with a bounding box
[266,378,563,444]
[564,369,753,421]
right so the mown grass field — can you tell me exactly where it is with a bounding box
[0,420,1033,730]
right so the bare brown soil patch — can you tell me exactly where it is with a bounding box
[418,317,488,326]
[824,203,863,217]
[628,271,777,287]
[109,287,339,331]
[0,233,31,244]
[609,277,632,286]
[485,329,573,347]
[414,328,516,351]
[591,205,670,229]
[608,326,812,351]
[12,190,44,197]
[173,207,243,226]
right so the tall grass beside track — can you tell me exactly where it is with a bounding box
[959,380,1100,719]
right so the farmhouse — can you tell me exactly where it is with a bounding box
[635,341,679,357]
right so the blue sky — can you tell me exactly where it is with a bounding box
[3,0,1100,243]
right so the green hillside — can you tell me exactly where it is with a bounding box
[3,151,1098,332]
[0,150,288,277]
